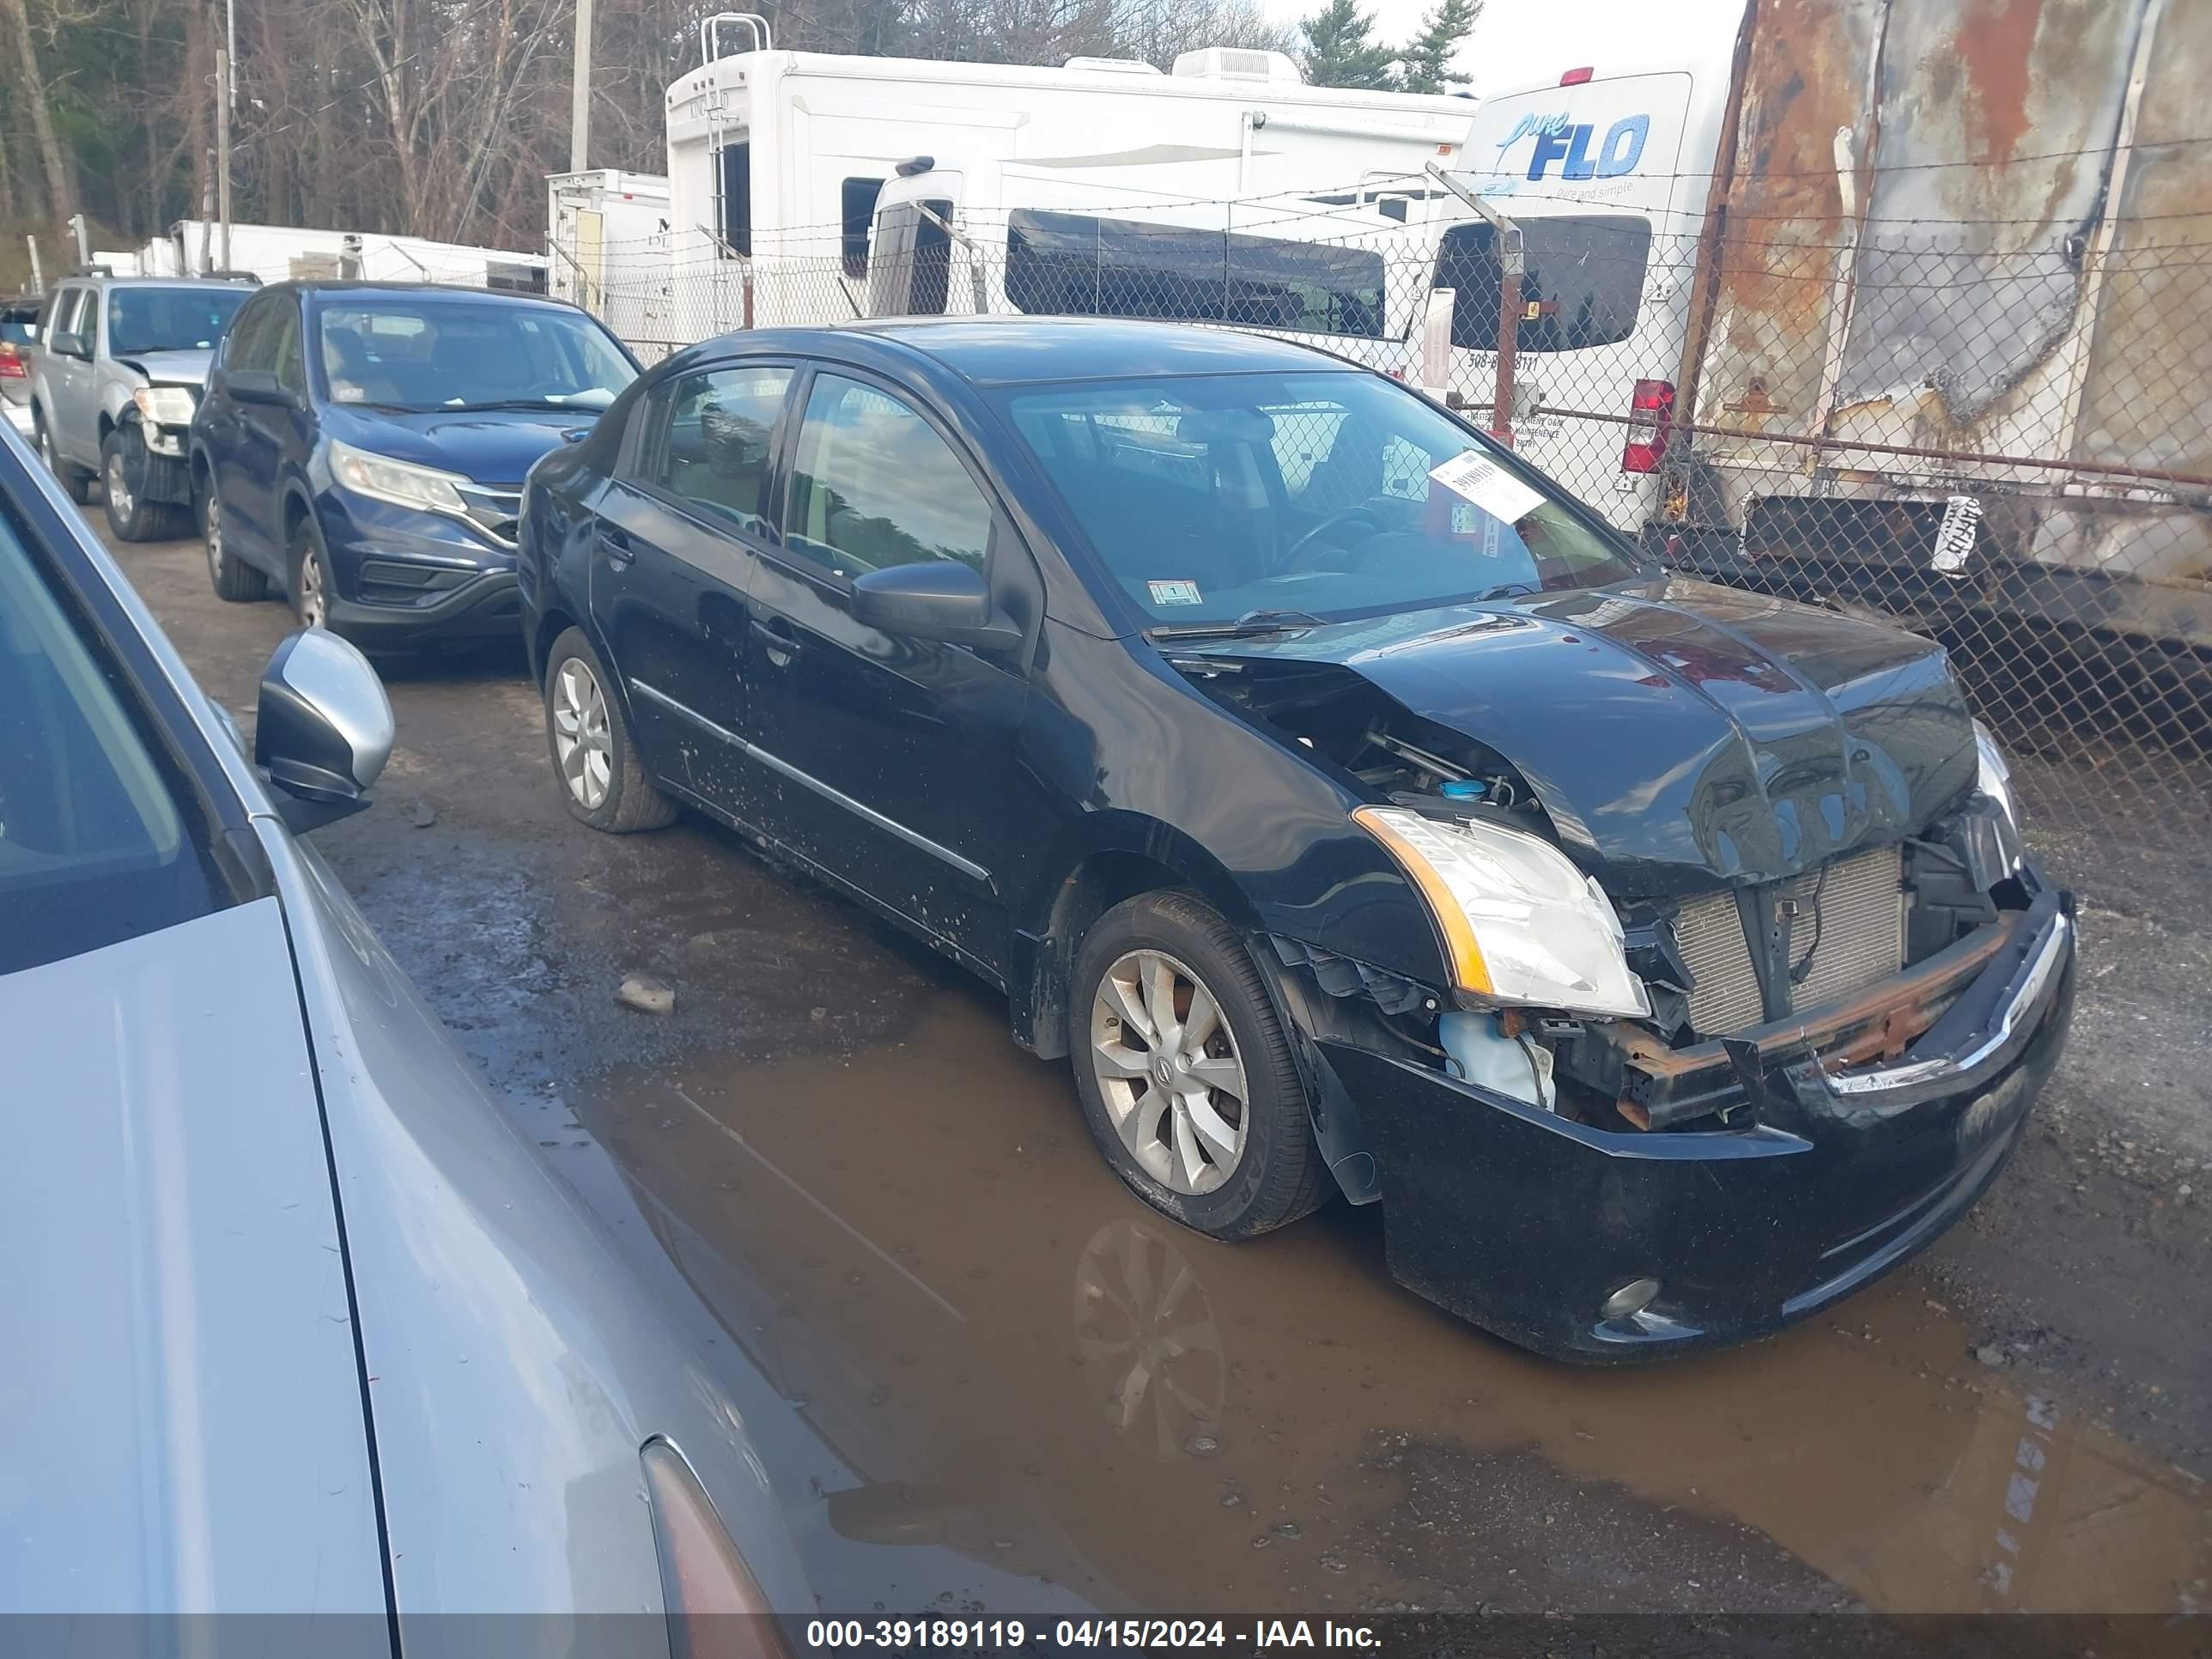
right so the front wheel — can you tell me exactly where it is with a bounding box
[102,426,186,543]
[542,627,677,833]
[203,475,268,601]
[1070,890,1328,1240]
[288,518,337,630]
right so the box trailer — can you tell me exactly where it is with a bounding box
[547,169,675,352]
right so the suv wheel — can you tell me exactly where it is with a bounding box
[542,628,677,833]
[203,476,267,601]
[287,518,337,630]
[35,409,94,505]
[102,426,185,543]
[1069,890,1329,1241]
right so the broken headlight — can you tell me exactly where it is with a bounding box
[1353,805,1650,1020]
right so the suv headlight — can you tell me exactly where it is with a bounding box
[1355,805,1650,1019]
[1972,719,2019,829]
[132,385,197,425]
[330,438,471,517]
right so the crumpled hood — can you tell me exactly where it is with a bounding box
[1191,577,1978,895]
[115,347,213,388]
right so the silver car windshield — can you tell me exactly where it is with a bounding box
[997,371,1641,629]
[315,299,637,413]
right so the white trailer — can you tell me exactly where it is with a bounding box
[665,17,1476,335]
[547,169,675,351]
[143,222,548,292]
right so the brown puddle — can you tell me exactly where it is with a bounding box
[571,992,2210,1617]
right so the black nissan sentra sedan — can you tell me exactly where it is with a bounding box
[516,319,2074,1362]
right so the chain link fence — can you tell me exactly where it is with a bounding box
[557,204,2212,860]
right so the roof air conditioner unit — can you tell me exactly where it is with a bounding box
[1065,56,1164,75]
[1170,47,1304,84]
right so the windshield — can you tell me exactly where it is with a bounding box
[106,287,248,356]
[0,511,231,975]
[314,298,636,412]
[997,371,1642,629]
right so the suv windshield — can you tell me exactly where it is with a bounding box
[106,286,250,356]
[314,298,636,412]
[997,371,1642,629]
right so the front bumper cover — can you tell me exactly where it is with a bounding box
[1323,883,2075,1363]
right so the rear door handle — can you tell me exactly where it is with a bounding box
[750,615,801,666]
[599,525,634,565]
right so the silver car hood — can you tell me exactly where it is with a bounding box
[114,347,214,387]
[0,896,387,1615]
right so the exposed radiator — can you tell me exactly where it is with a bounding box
[1671,846,1907,1037]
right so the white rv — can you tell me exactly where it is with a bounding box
[866,161,1437,377]
[664,17,1476,336]
[547,169,675,354]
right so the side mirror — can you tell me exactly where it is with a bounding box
[850,560,1021,652]
[255,629,393,833]
[50,330,89,361]
[228,369,294,407]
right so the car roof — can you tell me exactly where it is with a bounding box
[286,279,570,307]
[64,276,252,289]
[744,317,1363,387]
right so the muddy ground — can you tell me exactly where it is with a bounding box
[101,520,2211,1618]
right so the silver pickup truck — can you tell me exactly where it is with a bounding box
[29,272,253,541]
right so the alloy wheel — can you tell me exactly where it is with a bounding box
[297,547,329,629]
[1089,949,1249,1195]
[204,490,224,581]
[106,449,135,526]
[551,657,614,810]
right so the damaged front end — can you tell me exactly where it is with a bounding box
[1172,601,2075,1361]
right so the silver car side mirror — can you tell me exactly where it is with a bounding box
[256,629,394,833]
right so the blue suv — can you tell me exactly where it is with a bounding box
[190,281,637,647]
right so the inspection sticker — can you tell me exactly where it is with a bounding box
[1148,580,1205,606]
[1429,449,1546,526]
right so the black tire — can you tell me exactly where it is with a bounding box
[1069,890,1328,1240]
[542,627,677,833]
[202,473,268,601]
[287,516,337,630]
[35,408,94,504]
[101,425,188,543]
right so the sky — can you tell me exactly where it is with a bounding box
[1256,0,1747,95]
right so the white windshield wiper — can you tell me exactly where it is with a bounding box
[1146,608,1328,642]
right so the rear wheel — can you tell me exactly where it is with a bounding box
[35,409,94,504]
[1070,890,1328,1240]
[543,627,677,833]
[203,476,267,601]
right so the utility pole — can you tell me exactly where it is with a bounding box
[216,48,233,272]
[226,0,237,112]
[68,212,88,266]
[568,0,592,173]
[25,234,42,294]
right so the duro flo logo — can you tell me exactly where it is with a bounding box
[1497,110,1651,180]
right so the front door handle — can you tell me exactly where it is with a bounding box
[750,615,801,667]
[599,525,634,566]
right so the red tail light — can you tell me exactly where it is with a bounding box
[1621,378,1674,473]
[0,347,25,379]
[1559,67,1595,85]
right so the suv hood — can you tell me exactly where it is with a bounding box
[115,347,213,387]
[325,404,599,488]
[1185,578,1978,896]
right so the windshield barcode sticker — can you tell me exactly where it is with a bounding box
[1430,449,1546,526]
[1148,580,1204,606]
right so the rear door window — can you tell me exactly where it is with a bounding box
[1436,216,1652,351]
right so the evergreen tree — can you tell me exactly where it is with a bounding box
[1397,0,1481,94]
[1298,0,1399,91]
